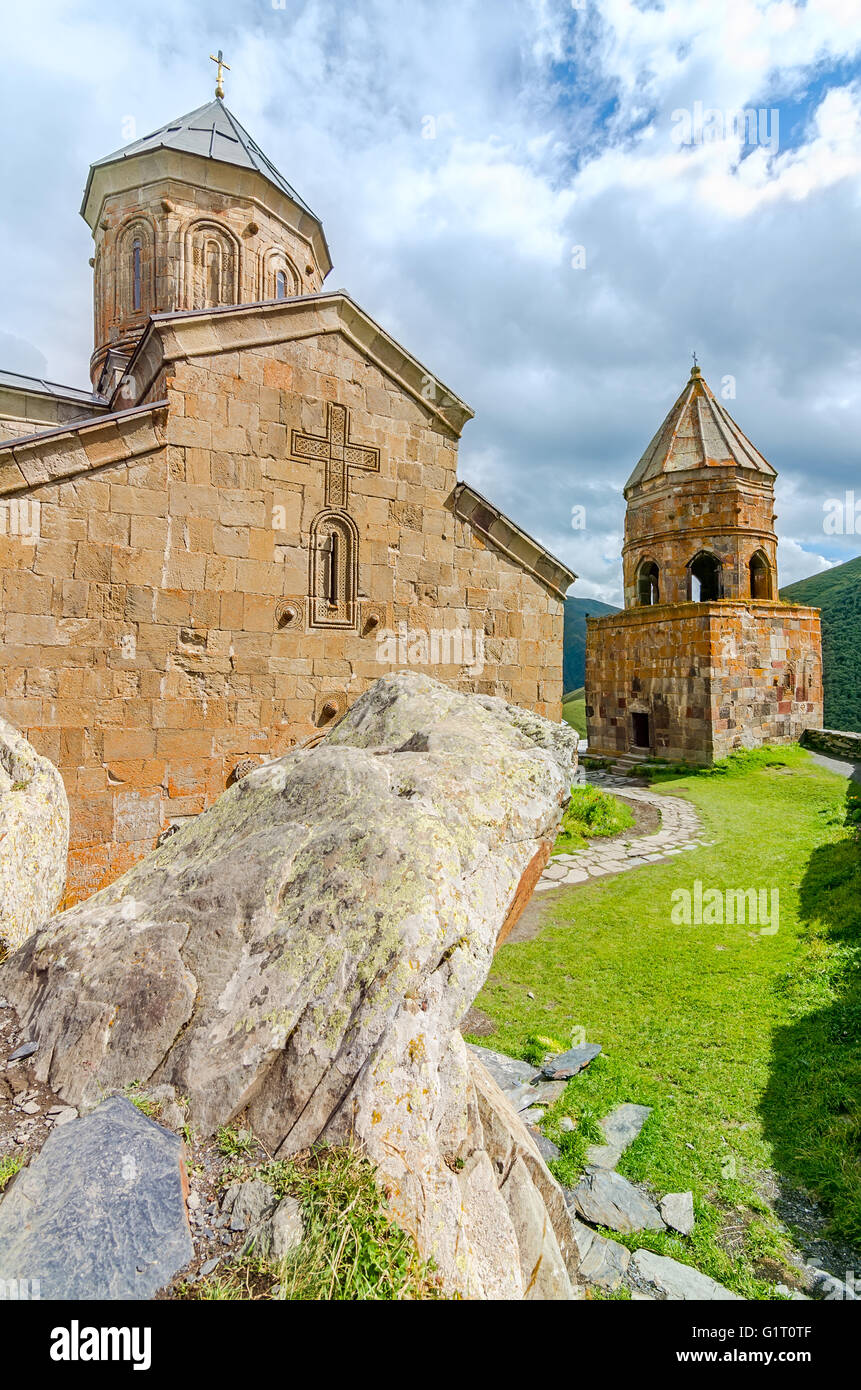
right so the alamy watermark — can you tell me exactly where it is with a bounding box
[671,103,779,155]
[671,879,779,934]
[376,622,485,676]
[823,491,861,535]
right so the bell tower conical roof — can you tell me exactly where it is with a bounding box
[625,365,775,493]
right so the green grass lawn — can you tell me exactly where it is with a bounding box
[562,687,586,737]
[554,784,634,853]
[468,745,861,1296]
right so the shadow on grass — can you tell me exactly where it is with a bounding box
[760,777,861,1252]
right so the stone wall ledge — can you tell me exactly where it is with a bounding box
[801,728,861,761]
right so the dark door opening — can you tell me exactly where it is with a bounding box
[632,712,650,749]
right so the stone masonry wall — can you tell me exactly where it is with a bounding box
[585,601,822,765]
[0,329,563,905]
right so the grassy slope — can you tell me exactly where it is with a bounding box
[562,686,586,737]
[780,554,861,733]
[468,747,861,1295]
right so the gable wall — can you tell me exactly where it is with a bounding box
[0,330,564,906]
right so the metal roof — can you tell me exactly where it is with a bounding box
[0,368,105,406]
[84,99,320,221]
[626,366,776,491]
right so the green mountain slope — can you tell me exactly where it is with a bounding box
[563,596,620,694]
[781,555,861,734]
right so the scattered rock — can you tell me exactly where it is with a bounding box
[269,1196,304,1259]
[630,1249,741,1301]
[559,1116,576,1133]
[568,1217,631,1289]
[7,1041,38,1062]
[528,1127,560,1163]
[0,1097,193,1299]
[467,1045,539,1092]
[221,1179,277,1233]
[587,1102,652,1168]
[567,1168,665,1233]
[541,1044,602,1080]
[199,1257,219,1278]
[660,1191,695,1236]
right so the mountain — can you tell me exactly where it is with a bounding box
[780,556,861,734]
[563,596,620,694]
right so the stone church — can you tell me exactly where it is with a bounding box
[0,87,574,905]
[586,363,822,765]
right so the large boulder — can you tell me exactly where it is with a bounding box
[0,717,69,953]
[0,672,578,1297]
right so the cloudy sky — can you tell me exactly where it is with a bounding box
[2,0,860,602]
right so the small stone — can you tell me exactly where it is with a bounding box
[199,1258,219,1277]
[559,1116,576,1133]
[269,1196,304,1259]
[20,1101,40,1115]
[660,1191,695,1236]
[631,1249,741,1301]
[221,1179,277,1233]
[7,1041,38,1062]
[51,1107,78,1127]
[527,1127,560,1163]
[187,1191,201,1211]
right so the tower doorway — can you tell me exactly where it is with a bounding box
[632,711,650,749]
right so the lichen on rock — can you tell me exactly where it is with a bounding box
[0,716,69,953]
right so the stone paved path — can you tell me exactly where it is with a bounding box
[535,770,713,891]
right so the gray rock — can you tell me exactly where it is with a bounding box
[660,1191,695,1236]
[0,674,578,1300]
[587,1102,652,1168]
[528,1127,560,1163]
[199,1257,219,1277]
[541,1044,602,1079]
[221,1179,277,1233]
[0,1097,193,1299]
[559,1116,576,1133]
[7,1041,38,1062]
[0,718,69,952]
[567,1168,665,1232]
[567,1217,631,1289]
[631,1249,741,1300]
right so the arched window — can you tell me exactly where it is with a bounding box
[259,247,299,301]
[276,269,288,299]
[636,559,660,606]
[132,239,142,312]
[749,550,772,600]
[688,552,722,601]
[185,220,240,310]
[309,511,358,629]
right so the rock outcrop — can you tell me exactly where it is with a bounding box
[0,717,69,953]
[0,672,578,1298]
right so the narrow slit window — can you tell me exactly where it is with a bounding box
[276,269,288,299]
[132,239,142,312]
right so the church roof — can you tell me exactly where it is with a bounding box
[625,366,776,491]
[82,99,320,222]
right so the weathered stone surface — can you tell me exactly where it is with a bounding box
[0,673,577,1299]
[631,1249,741,1300]
[587,1102,652,1169]
[457,1150,524,1300]
[0,1097,192,1298]
[222,1179,277,1233]
[567,1168,665,1233]
[541,1043,602,1079]
[0,717,69,952]
[269,1196,304,1259]
[501,1156,572,1300]
[660,1191,695,1236]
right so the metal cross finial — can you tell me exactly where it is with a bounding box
[691,349,700,375]
[210,49,231,100]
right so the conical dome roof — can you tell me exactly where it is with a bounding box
[626,366,775,491]
[81,98,324,231]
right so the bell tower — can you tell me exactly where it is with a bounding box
[81,76,332,394]
[621,363,778,610]
[585,363,822,765]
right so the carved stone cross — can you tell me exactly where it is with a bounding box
[290,403,380,510]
